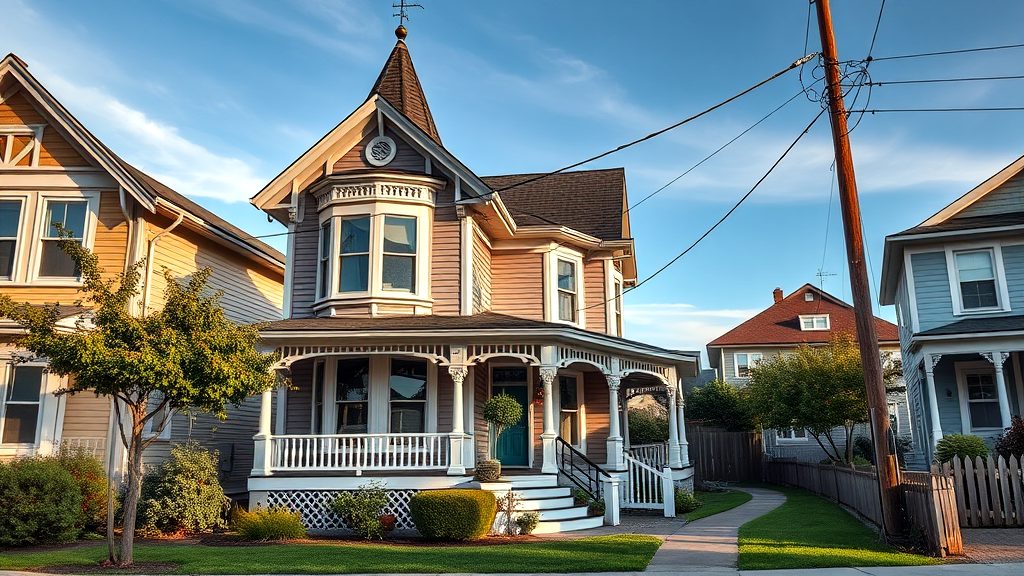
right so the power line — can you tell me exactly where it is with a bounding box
[866,0,886,61]
[581,108,827,312]
[868,41,1024,62]
[850,106,1024,113]
[867,74,1024,86]
[489,53,817,195]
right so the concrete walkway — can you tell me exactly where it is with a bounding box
[645,486,785,573]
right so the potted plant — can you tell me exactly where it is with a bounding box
[476,393,524,482]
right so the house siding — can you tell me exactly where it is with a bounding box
[333,129,425,174]
[471,228,492,313]
[584,259,607,334]
[289,197,320,319]
[955,172,1024,219]
[0,92,90,168]
[583,371,609,465]
[431,180,461,315]
[490,252,544,320]
[911,251,956,332]
[1004,244,1024,312]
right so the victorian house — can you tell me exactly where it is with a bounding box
[246,26,697,533]
[0,53,285,496]
[880,153,1024,468]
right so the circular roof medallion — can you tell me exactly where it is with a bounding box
[366,136,397,167]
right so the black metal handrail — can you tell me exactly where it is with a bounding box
[554,436,610,501]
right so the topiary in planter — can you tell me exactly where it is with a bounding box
[483,393,524,461]
[934,434,988,464]
[409,489,497,540]
[475,459,501,482]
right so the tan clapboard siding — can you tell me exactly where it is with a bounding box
[286,359,314,435]
[0,91,46,124]
[490,252,543,320]
[430,178,460,315]
[583,371,609,464]
[61,393,111,441]
[290,196,319,319]
[147,216,283,324]
[0,92,90,167]
[584,259,607,334]
[334,129,425,173]
[473,364,489,460]
[472,228,492,313]
[436,369,454,433]
[531,367,543,469]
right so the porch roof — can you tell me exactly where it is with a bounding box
[916,314,1024,337]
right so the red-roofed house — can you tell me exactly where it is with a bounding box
[706,284,916,465]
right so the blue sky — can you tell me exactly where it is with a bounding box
[6,0,1024,358]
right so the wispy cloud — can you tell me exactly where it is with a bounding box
[623,303,760,364]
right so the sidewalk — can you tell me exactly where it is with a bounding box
[645,486,786,573]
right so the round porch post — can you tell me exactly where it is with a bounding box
[666,384,683,469]
[540,367,558,474]
[676,380,690,466]
[923,353,944,454]
[985,352,1013,429]
[252,386,274,476]
[606,375,625,471]
[447,365,468,475]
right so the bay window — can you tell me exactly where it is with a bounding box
[557,259,578,322]
[954,249,999,311]
[39,199,87,278]
[1,365,44,445]
[339,216,371,293]
[335,358,369,433]
[389,359,427,433]
[0,199,22,280]
[382,216,416,292]
[317,221,331,298]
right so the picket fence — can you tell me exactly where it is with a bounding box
[941,454,1024,528]
[766,459,962,557]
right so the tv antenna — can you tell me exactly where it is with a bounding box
[393,0,423,26]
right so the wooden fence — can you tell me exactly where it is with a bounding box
[941,454,1024,527]
[766,459,962,557]
[686,424,762,484]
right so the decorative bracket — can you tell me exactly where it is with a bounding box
[980,351,1010,366]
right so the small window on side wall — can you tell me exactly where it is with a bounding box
[777,427,807,442]
[557,259,577,323]
[954,250,999,311]
[0,199,23,280]
[734,353,762,378]
[39,200,88,278]
[1,365,44,445]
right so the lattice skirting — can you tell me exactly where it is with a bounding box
[266,489,420,532]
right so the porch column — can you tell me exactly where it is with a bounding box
[447,365,468,475]
[539,367,558,474]
[252,386,274,476]
[923,353,944,449]
[676,380,690,466]
[666,383,683,469]
[606,375,624,470]
[983,352,1013,429]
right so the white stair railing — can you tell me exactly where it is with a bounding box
[628,442,668,469]
[270,433,449,474]
[621,453,676,517]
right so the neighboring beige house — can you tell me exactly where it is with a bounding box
[0,53,285,495]
[245,26,698,533]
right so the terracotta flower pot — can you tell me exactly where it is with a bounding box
[379,514,397,533]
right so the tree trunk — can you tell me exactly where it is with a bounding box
[844,422,855,464]
[118,428,146,567]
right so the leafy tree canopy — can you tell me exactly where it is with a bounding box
[686,379,755,432]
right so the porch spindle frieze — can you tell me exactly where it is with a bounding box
[465,344,541,366]
[275,344,451,367]
[556,346,613,373]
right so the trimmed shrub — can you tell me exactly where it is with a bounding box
[628,408,668,445]
[515,511,539,535]
[934,434,988,464]
[686,380,755,432]
[0,457,84,546]
[409,489,497,540]
[675,489,702,514]
[330,482,389,540]
[137,441,229,536]
[234,507,306,541]
[475,459,501,482]
[853,435,874,464]
[53,445,109,533]
[996,416,1024,458]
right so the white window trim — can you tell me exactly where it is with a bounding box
[316,221,332,300]
[604,260,624,337]
[554,370,587,452]
[733,352,763,379]
[27,190,100,285]
[141,392,173,441]
[776,427,808,443]
[0,192,30,283]
[320,356,437,435]
[954,360,1003,433]
[0,358,62,456]
[387,357,431,434]
[944,243,1011,316]
[798,314,830,331]
[544,247,586,328]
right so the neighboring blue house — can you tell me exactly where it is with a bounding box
[880,154,1024,468]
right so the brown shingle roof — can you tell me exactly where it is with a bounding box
[707,284,899,350]
[368,39,440,145]
[481,168,627,241]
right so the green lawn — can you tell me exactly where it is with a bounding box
[738,486,939,570]
[683,490,752,521]
[0,535,661,574]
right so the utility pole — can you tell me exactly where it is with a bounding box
[813,0,905,538]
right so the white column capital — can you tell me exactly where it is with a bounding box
[539,366,558,386]
[447,364,468,385]
[606,375,621,391]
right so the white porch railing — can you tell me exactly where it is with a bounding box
[270,433,450,474]
[621,453,676,517]
[629,442,668,469]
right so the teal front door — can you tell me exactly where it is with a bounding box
[492,383,529,466]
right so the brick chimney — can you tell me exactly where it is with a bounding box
[773,287,783,303]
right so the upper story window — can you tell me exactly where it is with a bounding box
[39,199,88,279]
[734,352,763,378]
[339,216,371,293]
[317,221,331,299]
[1,364,44,445]
[382,216,416,291]
[557,259,578,323]
[0,199,22,280]
[954,249,999,311]
[613,279,623,336]
[799,314,830,331]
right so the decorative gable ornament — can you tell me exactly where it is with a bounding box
[365,135,397,166]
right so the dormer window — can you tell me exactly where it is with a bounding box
[799,314,830,331]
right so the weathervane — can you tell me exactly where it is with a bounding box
[393,0,423,26]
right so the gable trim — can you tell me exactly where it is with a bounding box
[921,153,1024,227]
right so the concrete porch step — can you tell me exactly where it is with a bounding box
[511,486,571,499]
[533,514,604,534]
[503,475,558,489]
[517,496,575,510]
[536,505,590,521]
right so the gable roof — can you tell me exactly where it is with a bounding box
[368,33,440,145]
[482,168,628,241]
[919,153,1024,227]
[707,284,898,355]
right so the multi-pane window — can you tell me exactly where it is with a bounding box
[734,353,763,378]
[39,200,87,278]
[613,280,623,336]
[335,358,369,433]
[143,391,172,440]
[799,314,830,330]
[1,365,43,444]
[339,216,371,292]
[965,371,1001,429]
[318,221,331,299]
[0,199,22,280]
[382,216,416,291]
[955,250,999,310]
[777,427,807,442]
[389,359,427,433]
[557,259,577,322]
[559,375,581,446]
[311,360,325,434]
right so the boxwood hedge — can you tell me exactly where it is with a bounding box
[409,489,497,540]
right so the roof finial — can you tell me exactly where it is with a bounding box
[392,0,422,40]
